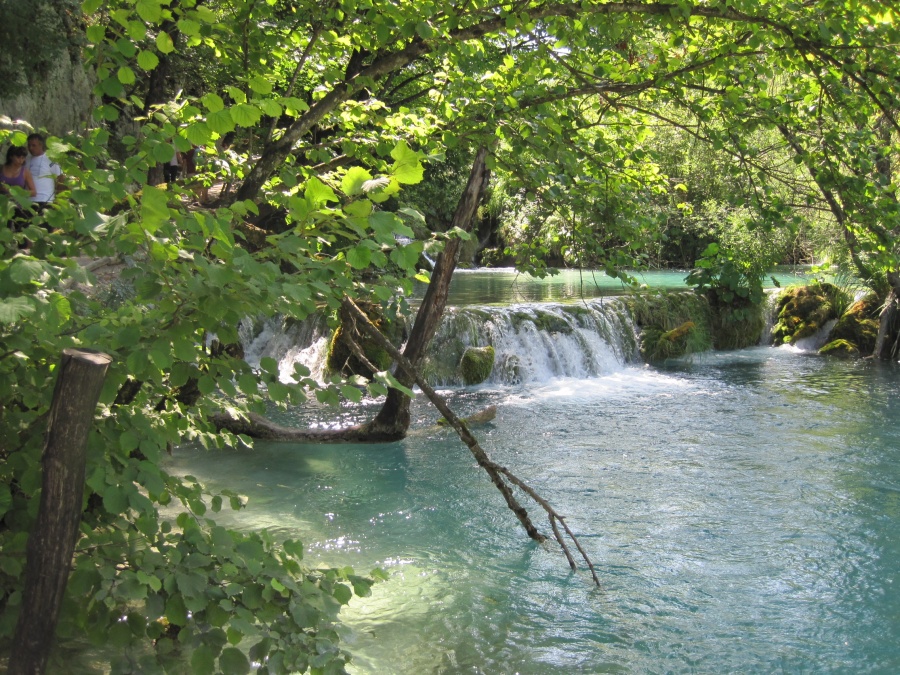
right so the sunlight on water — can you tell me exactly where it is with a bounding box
[169,344,900,673]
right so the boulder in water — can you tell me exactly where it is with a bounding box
[772,283,845,346]
[822,293,880,357]
[818,339,860,358]
[460,345,495,385]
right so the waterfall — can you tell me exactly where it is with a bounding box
[240,314,331,383]
[423,301,640,385]
[241,299,641,387]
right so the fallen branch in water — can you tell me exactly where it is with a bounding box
[341,297,601,587]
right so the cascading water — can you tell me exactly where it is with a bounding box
[240,298,642,387]
[239,313,331,382]
[423,301,640,385]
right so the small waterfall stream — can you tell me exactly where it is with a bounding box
[241,298,642,388]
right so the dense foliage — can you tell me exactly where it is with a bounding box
[1,0,899,671]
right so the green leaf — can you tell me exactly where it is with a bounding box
[117,66,136,85]
[248,76,272,95]
[135,0,162,23]
[390,141,424,185]
[231,103,262,127]
[207,109,236,134]
[219,646,250,674]
[202,93,225,113]
[340,385,363,403]
[137,50,160,71]
[391,241,423,270]
[333,583,352,604]
[8,259,44,284]
[416,21,433,39]
[255,98,283,118]
[103,485,129,515]
[347,245,372,270]
[190,644,216,675]
[156,31,175,54]
[305,177,338,208]
[185,122,212,146]
[127,21,147,41]
[342,167,372,196]
[86,24,106,43]
[0,297,35,324]
[177,18,201,37]
[283,539,304,559]
[281,96,309,115]
[165,594,188,626]
[141,186,170,233]
[369,211,408,240]
[153,141,175,164]
[237,373,258,395]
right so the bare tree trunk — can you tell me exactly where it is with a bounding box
[875,281,900,361]
[9,349,112,675]
[360,144,491,440]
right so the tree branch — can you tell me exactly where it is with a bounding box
[342,296,602,586]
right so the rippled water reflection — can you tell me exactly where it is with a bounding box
[168,347,900,673]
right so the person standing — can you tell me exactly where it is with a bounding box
[164,143,183,184]
[25,133,63,209]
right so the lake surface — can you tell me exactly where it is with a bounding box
[441,266,817,305]
[169,340,900,673]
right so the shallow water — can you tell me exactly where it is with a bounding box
[169,346,900,674]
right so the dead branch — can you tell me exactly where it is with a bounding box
[342,296,601,586]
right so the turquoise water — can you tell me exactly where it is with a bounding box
[442,267,816,305]
[169,345,900,673]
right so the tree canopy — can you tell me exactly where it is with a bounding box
[1,0,899,671]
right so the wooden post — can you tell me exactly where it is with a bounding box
[8,349,113,675]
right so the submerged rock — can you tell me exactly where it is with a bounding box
[437,404,497,427]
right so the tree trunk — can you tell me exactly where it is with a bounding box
[9,349,112,675]
[360,144,491,440]
[875,278,900,360]
[212,145,491,443]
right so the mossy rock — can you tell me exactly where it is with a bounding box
[819,339,860,358]
[530,310,573,334]
[772,284,842,346]
[627,290,714,359]
[460,345,495,385]
[708,298,766,350]
[824,293,880,357]
[640,321,698,361]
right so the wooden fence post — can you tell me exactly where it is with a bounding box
[8,349,113,675]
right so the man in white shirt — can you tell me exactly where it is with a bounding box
[26,133,63,209]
